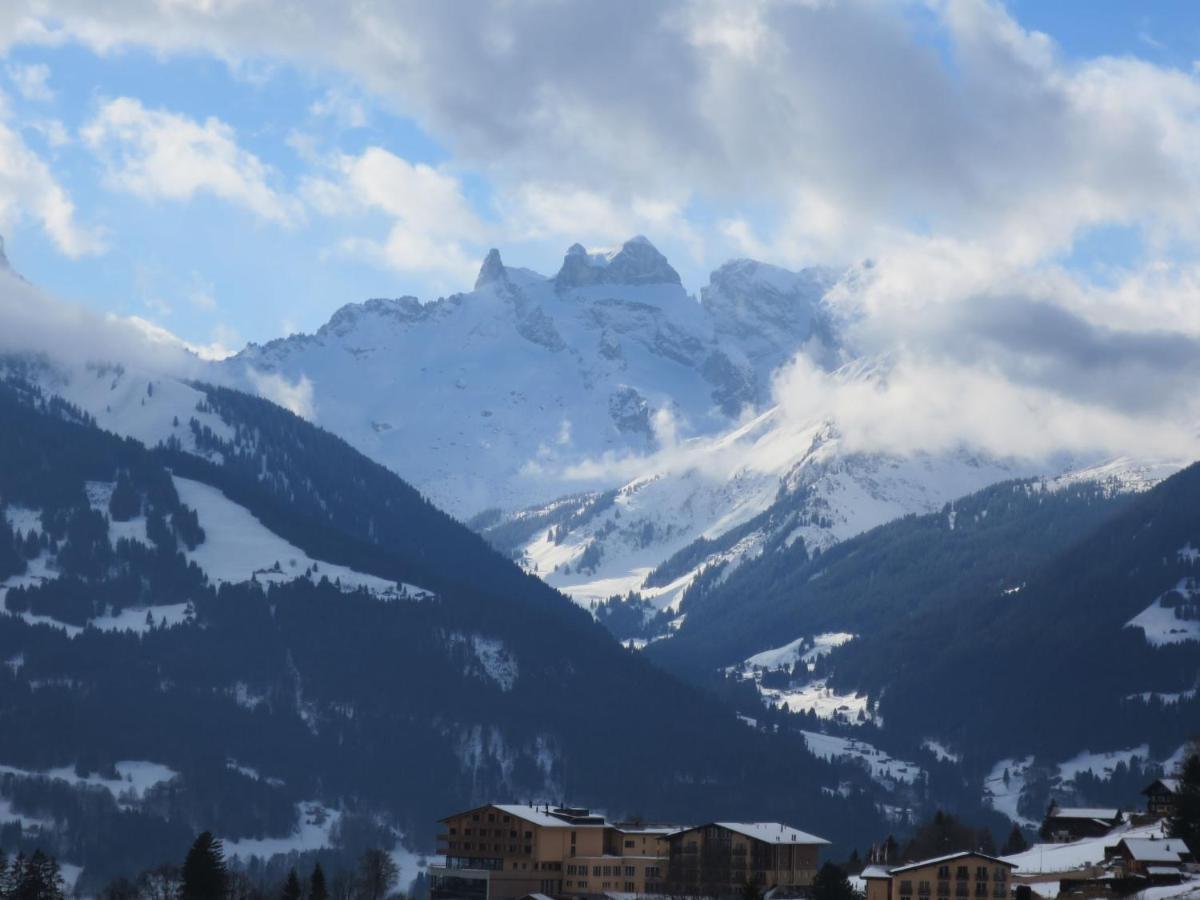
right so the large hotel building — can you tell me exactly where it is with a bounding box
[430,803,829,900]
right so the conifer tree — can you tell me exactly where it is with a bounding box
[1001,824,1028,855]
[309,863,329,900]
[181,832,228,900]
[811,862,862,900]
[109,473,141,522]
[281,869,302,900]
[1169,751,1200,850]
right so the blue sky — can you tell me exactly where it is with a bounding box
[0,0,1199,354]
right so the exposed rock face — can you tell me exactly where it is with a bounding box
[475,248,508,290]
[554,236,681,290]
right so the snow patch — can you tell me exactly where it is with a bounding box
[801,731,923,789]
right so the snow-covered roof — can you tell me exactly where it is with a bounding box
[442,804,608,828]
[1117,838,1190,863]
[889,852,1016,874]
[713,822,830,845]
[1050,807,1121,821]
[861,866,892,879]
[1143,778,1181,795]
[1145,866,1182,877]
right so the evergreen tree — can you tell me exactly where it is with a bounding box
[109,473,141,522]
[1168,752,1200,850]
[181,832,228,900]
[13,850,65,900]
[357,849,398,900]
[281,869,302,900]
[1001,825,1028,855]
[309,863,329,900]
[811,862,862,900]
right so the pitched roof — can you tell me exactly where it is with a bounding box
[861,866,892,879]
[1117,838,1190,863]
[713,822,830,845]
[1049,807,1121,821]
[439,803,607,827]
[889,851,1018,874]
[1143,778,1181,795]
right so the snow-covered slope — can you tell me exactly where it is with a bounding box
[483,363,1041,612]
[219,238,842,517]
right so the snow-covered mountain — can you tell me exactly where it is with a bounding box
[220,237,842,517]
[477,388,1036,613]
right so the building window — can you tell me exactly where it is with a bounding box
[626,883,636,892]
[976,885,987,897]
[992,886,1005,898]
[449,828,458,836]
[900,881,913,896]
[472,814,479,822]
[625,867,635,877]
[957,867,969,881]
[938,884,950,897]
[938,867,950,880]
[488,814,496,823]
[994,870,1007,883]
[646,867,660,878]
[919,881,931,896]
[525,831,533,840]
[956,884,969,897]
[593,867,601,877]
[976,868,988,881]
[503,816,510,823]
[625,840,635,849]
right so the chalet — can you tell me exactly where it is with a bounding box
[1142,778,1182,818]
[1104,836,1193,882]
[664,822,830,897]
[863,851,1016,900]
[1042,805,1123,842]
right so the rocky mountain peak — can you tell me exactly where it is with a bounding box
[475,248,508,290]
[554,236,681,290]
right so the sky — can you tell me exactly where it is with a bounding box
[1,0,1200,474]
[0,0,1196,358]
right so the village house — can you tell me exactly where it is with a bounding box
[1104,837,1193,884]
[862,851,1016,900]
[1142,778,1182,819]
[1042,805,1124,842]
[664,822,830,897]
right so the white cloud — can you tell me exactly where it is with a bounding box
[302,146,483,279]
[245,368,315,419]
[6,61,53,101]
[81,97,297,224]
[309,87,367,128]
[0,119,104,256]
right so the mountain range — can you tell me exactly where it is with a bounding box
[0,234,1196,890]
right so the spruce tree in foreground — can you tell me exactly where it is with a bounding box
[1001,824,1028,855]
[281,869,302,900]
[811,862,862,900]
[1169,751,1200,851]
[182,832,228,900]
[309,863,329,900]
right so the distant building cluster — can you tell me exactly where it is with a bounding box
[429,804,828,900]
[429,776,1196,900]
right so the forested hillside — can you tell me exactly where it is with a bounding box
[0,375,888,892]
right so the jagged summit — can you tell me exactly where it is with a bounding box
[554,235,681,290]
[475,248,508,290]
